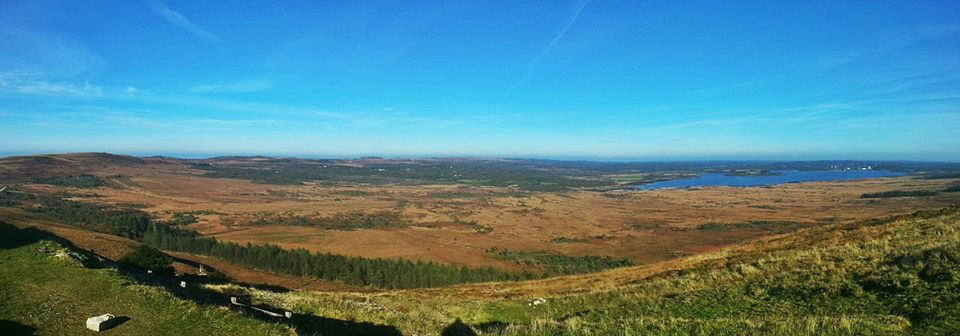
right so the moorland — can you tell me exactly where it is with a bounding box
[2,152,960,335]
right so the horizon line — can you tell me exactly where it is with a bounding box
[2,151,959,164]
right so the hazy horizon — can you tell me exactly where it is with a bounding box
[2,150,959,163]
[2,1,959,159]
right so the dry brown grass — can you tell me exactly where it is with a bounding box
[43,166,960,272]
[6,154,959,289]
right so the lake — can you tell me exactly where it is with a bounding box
[635,170,907,190]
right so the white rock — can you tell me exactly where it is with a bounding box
[86,314,116,332]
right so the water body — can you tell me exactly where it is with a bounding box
[635,170,907,190]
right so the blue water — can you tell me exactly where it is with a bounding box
[635,170,907,190]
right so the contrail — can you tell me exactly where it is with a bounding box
[145,0,223,43]
[510,0,593,91]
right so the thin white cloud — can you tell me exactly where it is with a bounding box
[144,0,223,43]
[15,81,102,97]
[0,71,102,98]
[510,0,593,90]
[0,26,107,77]
[820,23,960,67]
[190,79,273,93]
[64,110,284,132]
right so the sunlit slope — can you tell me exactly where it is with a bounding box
[0,224,292,336]
[232,206,960,335]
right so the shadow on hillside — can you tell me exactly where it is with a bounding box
[0,222,47,249]
[441,318,477,336]
[474,320,510,334]
[117,266,403,336]
[0,223,103,268]
[0,223,403,336]
[0,319,37,336]
[288,315,403,336]
[165,254,293,293]
[439,319,513,336]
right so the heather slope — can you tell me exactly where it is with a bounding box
[224,206,960,335]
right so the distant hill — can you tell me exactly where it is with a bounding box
[0,153,146,184]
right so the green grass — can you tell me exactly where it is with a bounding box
[221,206,960,335]
[0,224,291,336]
[4,193,960,335]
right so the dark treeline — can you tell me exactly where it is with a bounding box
[697,220,807,234]
[862,190,940,199]
[487,247,633,275]
[158,212,200,226]
[142,224,534,288]
[32,174,105,188]
[920,172,960,179]
[0,191,533,288]
[4,192,150,239]
[199,163,607,191]
[119,245,175,275]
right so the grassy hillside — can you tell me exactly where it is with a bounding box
[0,223,292,336]
[2,181,958,334]
[214,206,960,335]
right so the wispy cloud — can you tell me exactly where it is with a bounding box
[190,79,273,94]
[144,0,223,43]
[0,26,107,77]
[15,81,102,97]
[58,109,284,132]
[510,0,592,91]
[819,23,960,67]
[0,72,103,98]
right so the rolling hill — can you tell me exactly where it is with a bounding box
[1,153,959,335]
[3,203,958,335]
[210,206,959,335]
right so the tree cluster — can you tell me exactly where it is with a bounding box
[487,247,632,275]
[142,225,533,288]
[25,195,150,239]
[119,245,174,275]
[32,174,105,188]
[861,190,939,198]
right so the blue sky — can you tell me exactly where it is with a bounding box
[1,0,958,160]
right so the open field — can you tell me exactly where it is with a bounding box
[42,171,960,269]
[203,206,960,335]
[8,196,955,335]
[3,153,960,334]
[4,153,960,276]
